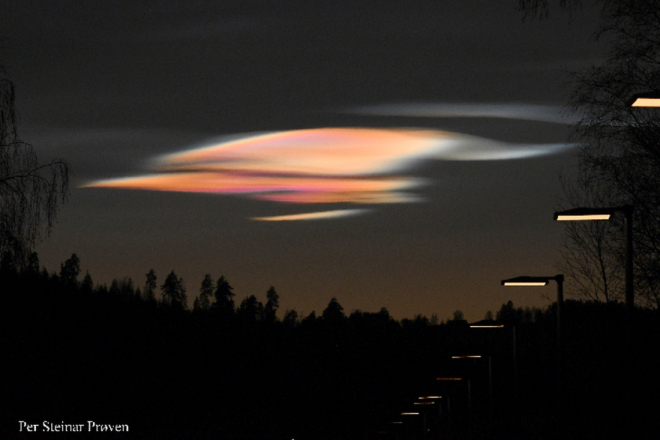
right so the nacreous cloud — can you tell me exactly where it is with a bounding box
[349,103,580,124]
[84,127,573,220]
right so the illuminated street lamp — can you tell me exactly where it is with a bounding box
[554,205,634,315]
[501,275,564,332]
[555,205,636,436]
[470,320,517,387]
[627,90,660,107]
[501,275,564,346]
[501,274,564,337]
[401,411,429,439]
[452,354,493,415]
[501,275,564,405]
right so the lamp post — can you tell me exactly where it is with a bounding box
[451,355,492,408]
[401,411,427,439]
[501,274,564,425]
[555,205,635,437]
[469,320,517,389]
[501,275,564,367]
[436,377,466,433]
[554,206,634,317]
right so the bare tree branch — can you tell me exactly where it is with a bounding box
[1,66,69,267]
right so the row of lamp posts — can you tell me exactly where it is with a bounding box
[492,88,660,437]
[381,92,657,439]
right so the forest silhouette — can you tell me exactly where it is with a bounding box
[2,253,660,439]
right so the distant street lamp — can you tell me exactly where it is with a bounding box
[627,90,660,107]
[501,275,564,353]
[501,275,564,402]
[401,412,428,439]
[451,354,493,416]
[417,396,444,424]
[435,377,465,431]
[469,320,517,388]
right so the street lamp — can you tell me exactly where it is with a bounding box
[469,320,517,388]
[451,354,493,418]
[501,275,564,400]
[501,275,564,352]
[555,205,635,436]
[627,90,660,107]
[553,205,634,314]
[401,412,429,438]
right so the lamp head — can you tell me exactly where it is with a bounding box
[554,207,613,221]
[628,90,660,107]
[501,276,550,286]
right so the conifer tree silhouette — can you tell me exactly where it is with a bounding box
[161,270,187,310]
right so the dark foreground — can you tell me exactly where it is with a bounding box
[2,268,660,439]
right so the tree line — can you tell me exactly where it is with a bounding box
[3,252,660,439]
[2,250,547,329]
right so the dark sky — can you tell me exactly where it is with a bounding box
[2,1,605,321]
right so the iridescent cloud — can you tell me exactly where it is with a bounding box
[84,127,573,220]
[251,209,369,221]
[348,103,580,124]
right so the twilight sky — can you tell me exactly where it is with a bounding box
[2,1,605,321]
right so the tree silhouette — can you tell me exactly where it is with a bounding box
[213,275,235,317]
[322,297,345,324]
[59,253,80,286]
[194,274,213,312]
[264,286,279,323]
[283,309,298,327]
[119,277,135,297]
[144,269,157,303]
[237,295,263,321]
[109,278,120,295]
[161,270,187,310]
[25,251,39,275]
[0,65,69,267]
[81,271,93,294]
